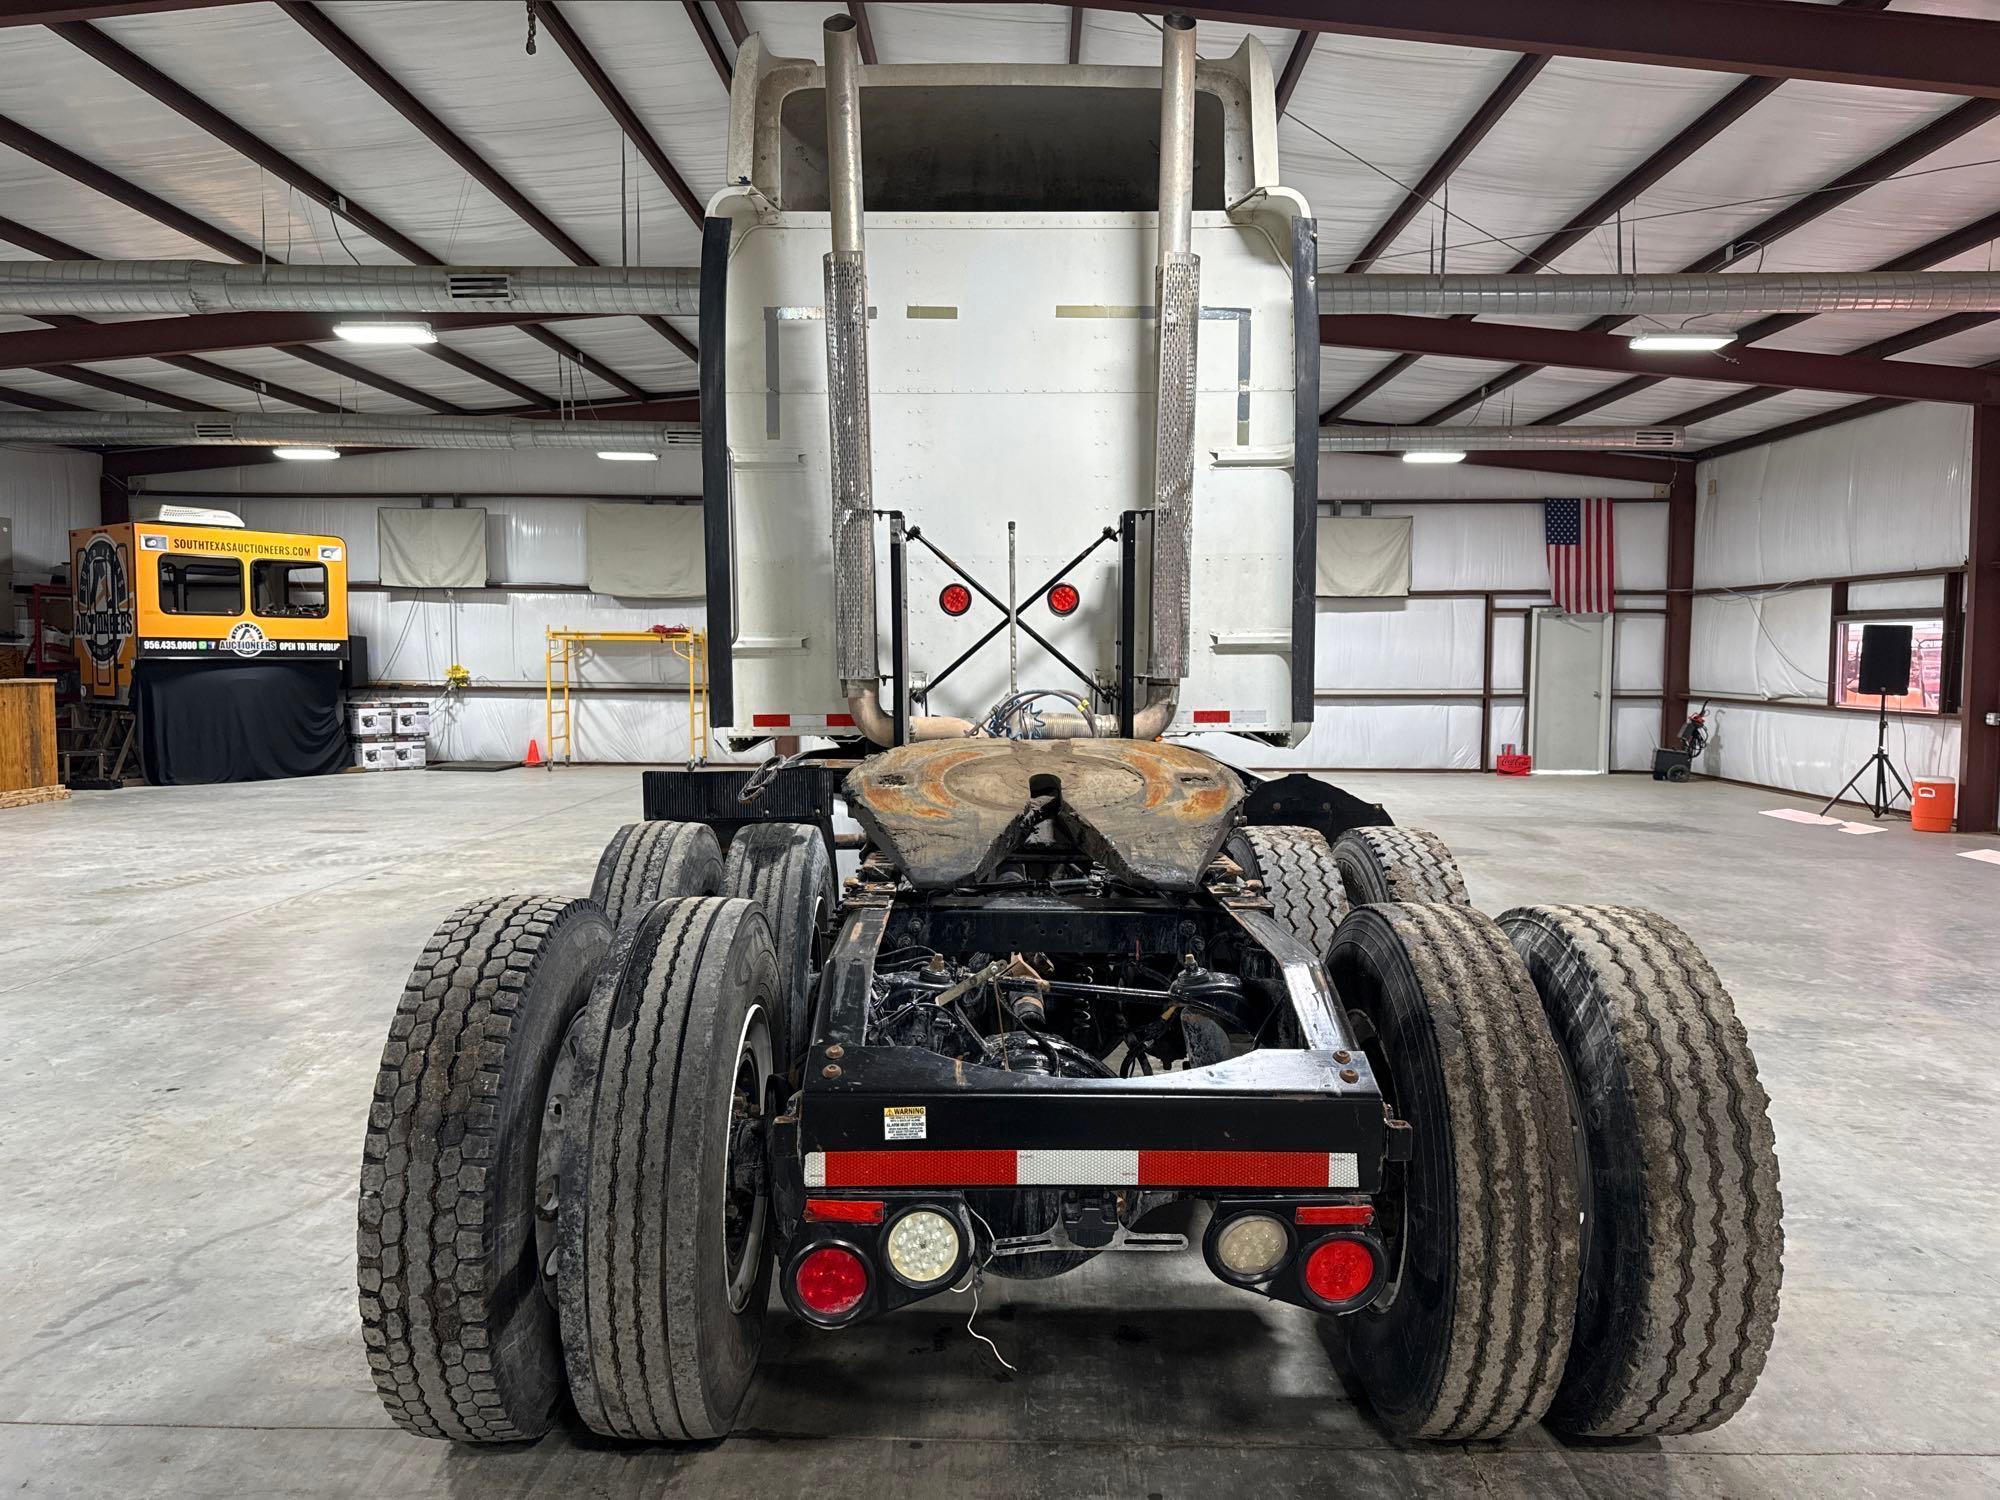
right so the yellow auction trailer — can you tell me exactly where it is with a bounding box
[70,520,352,783]
[72,520,349,701]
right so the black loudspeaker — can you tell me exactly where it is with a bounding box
[343,634,370,691]
[1857,624,1913,696]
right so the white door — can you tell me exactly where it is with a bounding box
[1527,609,1613,774]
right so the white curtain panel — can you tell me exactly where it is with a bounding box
[377,507,489,589]
[585,502,704,598]
[1317,515,1412,597]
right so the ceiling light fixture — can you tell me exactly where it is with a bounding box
[1628,331,1736,352]
[1401,450,1467,464]
[271,445,339,461]
[332,321,437,346]
[595,450,660,462]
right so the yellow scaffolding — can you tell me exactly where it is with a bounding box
[544,626,708,767]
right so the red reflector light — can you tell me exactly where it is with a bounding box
[1296,1205,1374,1227]
[805,1198,885,1225]
[939,583,973,616]
[1047,582,1080,616]
[795,1245,869,1318]
[1303,1238,1377,1304]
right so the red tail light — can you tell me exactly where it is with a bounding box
[1303,1238,1377,1305]
[939,583,972,616]
[1296,1204,1374,1227]
[795,1245,869,1318]
[1046,582,1080,616]
[805,1198,885,1224]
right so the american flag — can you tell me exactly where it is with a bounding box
[1544,498,1616,613]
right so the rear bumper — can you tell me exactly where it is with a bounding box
[786,1039,1397,1193]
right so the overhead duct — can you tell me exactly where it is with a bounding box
[1319,425,1686,452]
[8,262,2000,320]
[1318,271,2000,318]
[0,410,699,450]
[0,260,701,317]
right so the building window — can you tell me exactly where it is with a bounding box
[1832,616,1945,713]
[157,554,244,615]
[253,560,328,620]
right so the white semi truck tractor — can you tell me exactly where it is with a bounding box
[357,15,1783,1451]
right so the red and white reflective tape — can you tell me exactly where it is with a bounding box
[804,1148,1359,1190]
[750,712,856,729]
[1186,709,1269,727]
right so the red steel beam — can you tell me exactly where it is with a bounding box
[1067,7,1082,64]
[0,1,246,23]
[682,0,732,89]
[1963,404,2000,833]
[95,390,703,478]
[0,381,86,411]
[1538,200,2000,430]
[0,114,479,413]
[1321,427,1680,486]
[1430,89,2000,426]
[1334,2,1903,422]
[1272,31,1315,114]
[1333,64,1794,419]
[0,212,343,412]
[53,18,649,402]
[1690,396,1904,462]
[1340,53,1547,277]
[279,1,697,365]
[532,2,706,229]
[1318,314,2000,405]
[0,311,585,369]
[1091,1,2000,99]
[1661,466,1696,747]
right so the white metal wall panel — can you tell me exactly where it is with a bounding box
[1704,702,1960,799]
[1314,598,1484,692]
[1848,577,1948,611]
[1,448,100,577]
[1612,701,1660,773]
[1695,403,1970,588]
[1615,614,1666,693]
[1192,701,1484,770]
[1691,588,1833,702]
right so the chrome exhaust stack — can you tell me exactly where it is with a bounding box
[824,16,973,743]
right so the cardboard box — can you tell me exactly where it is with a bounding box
[348,702,395,739]
[391,738,427,770]
[354,739,397,771]
[391,701,430,737]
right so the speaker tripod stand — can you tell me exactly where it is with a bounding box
[1821,693,1911,819]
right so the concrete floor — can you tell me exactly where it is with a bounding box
[2,766,1996,1498]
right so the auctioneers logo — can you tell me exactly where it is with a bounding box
[223,621,272,658]
[75,534,134,666]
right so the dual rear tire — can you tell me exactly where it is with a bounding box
[1248,822,1782,1442]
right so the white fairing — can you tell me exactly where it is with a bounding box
[715,38,1308,744]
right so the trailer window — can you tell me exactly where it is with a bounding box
[1832,616,1945,713]
[157,554,244,615]
[253,560,329,620]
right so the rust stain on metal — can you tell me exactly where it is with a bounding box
[844,738,1244,890]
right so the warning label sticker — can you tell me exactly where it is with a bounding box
[883,1106,927,1141]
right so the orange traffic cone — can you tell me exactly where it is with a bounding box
[524,738,543,767]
